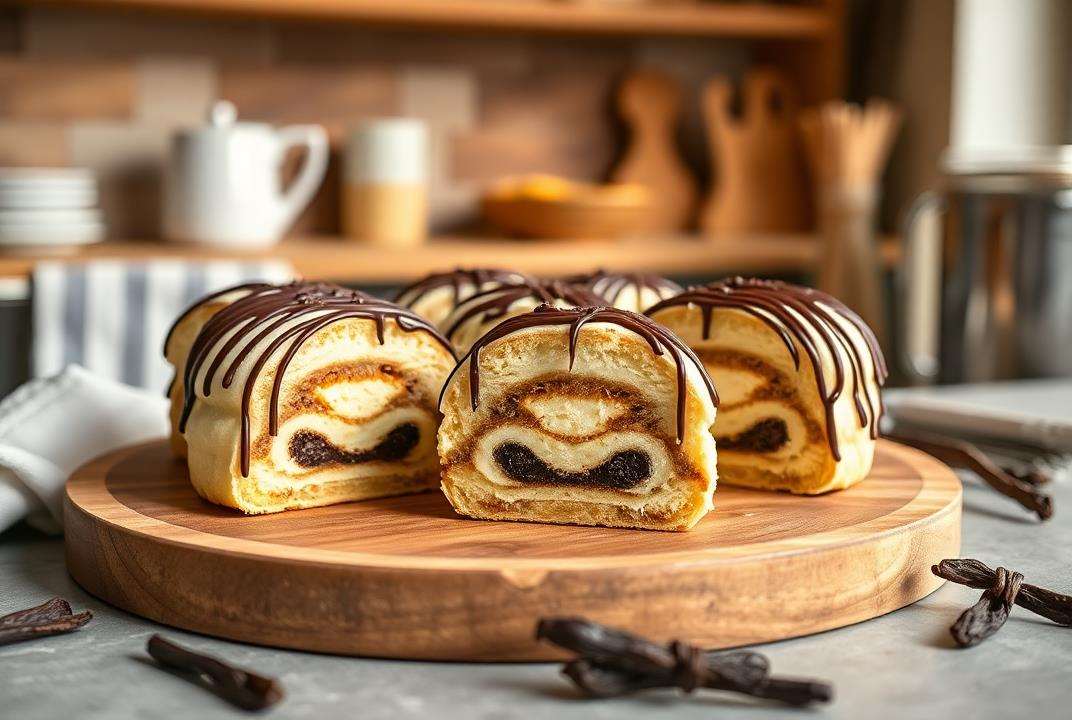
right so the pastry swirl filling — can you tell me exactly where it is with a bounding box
[436,307,721,529]
[717,418,789,453]
[645,277,887,460]
[449,372,694,499]
[493,442,651,490]
[472,424,673,498]
[289,424,420,468]
[262,365,441,482]
[693,349,813,460]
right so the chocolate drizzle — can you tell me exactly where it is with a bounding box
[443,304,719,444]
[443,279,603,342]
[163,281,273,397]
[565,270,683,309]
[163,281,272,356]
[178,282,454,476]
[394,267,528,310]
[646,277,887,459]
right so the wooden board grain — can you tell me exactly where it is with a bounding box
[65,439,960,660]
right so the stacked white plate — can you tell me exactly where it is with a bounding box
[0,168,105,251]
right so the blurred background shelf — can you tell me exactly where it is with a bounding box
[0,235,900,284]
[32,0,835,39]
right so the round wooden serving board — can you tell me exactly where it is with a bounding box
[65,439,960,661]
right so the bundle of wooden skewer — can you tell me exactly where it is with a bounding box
[799,100,902,345]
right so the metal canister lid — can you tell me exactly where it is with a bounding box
[942,145,1072,190]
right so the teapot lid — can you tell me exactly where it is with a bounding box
[209,100,238,128]
[175,100,270,137]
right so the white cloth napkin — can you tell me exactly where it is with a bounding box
[0,365,168,535]
[33,259,293,393]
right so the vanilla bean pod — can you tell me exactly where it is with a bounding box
[0,597,92,647]
[1002,464,1053,487]
[536,618,831,706]
[933,559,1072,647]
[885,429,1053,520]
[949,567,1023,647]
[146,635,284,711]
[922,433,1059,487]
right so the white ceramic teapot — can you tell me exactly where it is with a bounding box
[163,101,328,247]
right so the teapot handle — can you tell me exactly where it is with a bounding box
[274,125,329,234]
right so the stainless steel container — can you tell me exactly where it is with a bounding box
[901,148,1072,384]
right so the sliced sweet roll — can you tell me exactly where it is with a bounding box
[564,270,682,313]
[441,278,602,354]
[438,304,720,531]
[647,277,887,494]
[178,281,456,514]
[393,267,528,328]
[164,282,270,458]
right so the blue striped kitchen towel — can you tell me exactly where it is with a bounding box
[32,259,294,393]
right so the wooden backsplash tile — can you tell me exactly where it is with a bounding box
[454,66,618,184]
[427,126,478,232]
[67,122,170,240]
[275,25,531,77]
[137,57,216,125]
[287,147,342,238]
[454,128,612,188]
[23,7,274,63]
[218,64,398,141]
[400,67,477,132]
[0,9,20,53]
[0,122,68,166]
[0,10,748,237]
[0,58,134,121]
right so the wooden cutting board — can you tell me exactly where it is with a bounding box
[700,68,812,236]
[65,439,960,661]
[610,69,697,232]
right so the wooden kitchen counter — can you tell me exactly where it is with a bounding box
[0,235,901,284]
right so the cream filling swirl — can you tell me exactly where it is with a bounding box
[473,423,672,502]
[712,400,808,459]
[266,407,438,481]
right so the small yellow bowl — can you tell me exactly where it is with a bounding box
[482,175,653,240]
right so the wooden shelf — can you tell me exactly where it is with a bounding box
[0,235,900,285]
[35,0,834,39]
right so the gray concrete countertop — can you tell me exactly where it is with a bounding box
[3,387,1072,720]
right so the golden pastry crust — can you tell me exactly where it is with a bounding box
[440,280,602,354]
[394,268,527,328]
[438,310,718,531]
[179,284,456,514]
[164,286,259,458]
[563,270,682,313]
[648,279,885,494]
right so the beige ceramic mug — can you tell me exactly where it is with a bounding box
[342,119,428,247]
